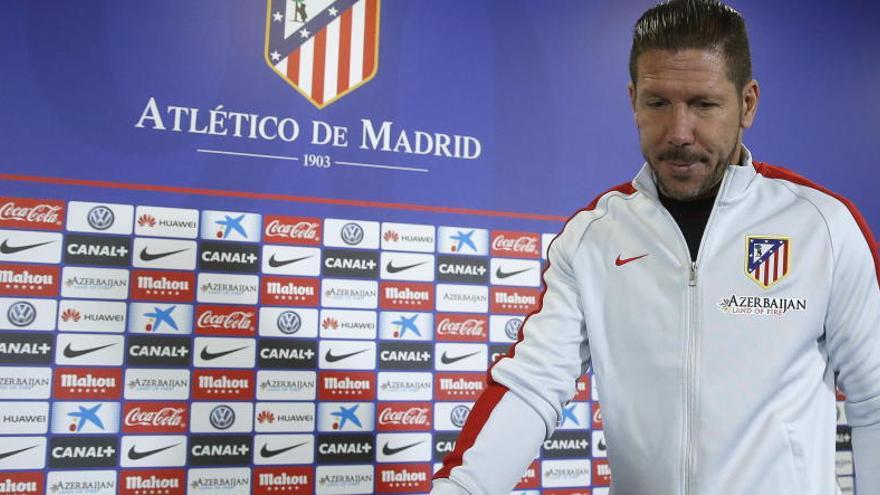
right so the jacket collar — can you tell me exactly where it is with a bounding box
[632,145,758,204]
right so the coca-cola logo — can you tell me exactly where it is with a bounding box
[0,201,62,225]
[378,407,430,426]
[492,235,538,253]
[198,310,253,329]
[265,220,319,240]
[437,317,486,337]
[123,402,189,432]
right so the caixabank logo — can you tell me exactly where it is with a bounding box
[265,0,381,108]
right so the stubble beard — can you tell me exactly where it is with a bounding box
[649,140,739,201]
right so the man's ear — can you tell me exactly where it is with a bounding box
[741,79,759,129]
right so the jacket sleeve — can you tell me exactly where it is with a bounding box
[822,201,880,495]
[432,216,591,494]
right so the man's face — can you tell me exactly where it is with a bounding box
[629,49,758,200]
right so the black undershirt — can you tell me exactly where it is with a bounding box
[658,190,717,262]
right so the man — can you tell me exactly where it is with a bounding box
[431,1,880,494]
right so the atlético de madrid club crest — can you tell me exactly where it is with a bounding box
[265,0,381,108]
[745,236,791,289]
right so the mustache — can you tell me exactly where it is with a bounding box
[657,148,708,163]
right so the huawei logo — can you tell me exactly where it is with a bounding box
[383,231,399,242]
[322,317,339,330]
[137,214,157,228]
[257,410,276,424]
[61,308,82,323]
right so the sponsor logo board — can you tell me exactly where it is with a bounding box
[0,332,53,365]
[186,467,250,495]
[0,229,63,264]
[124,368,190,401]
[0,471,44,495]
[122,402,189,434]
[263,276,320,306]
[318,371,375,401]
[434,342,488,371]
[317,402,375,432]
[259,307,318,338]
[67,201,134,235]
[436,255,488,284]
[380,251,435,281]
[50,401,121,434]
[314,465,373,495]
[0,436,46,470]
[62,266,130,300]
[196,305,257,337]
[0,297,56,331]
[55,333,124,366]
[120,435,187,468]
[46,470,116,495]
[0,367,52,399]
[437,227,489,256]
[376,433,432,463]
[200,210,261,242]
[490,258,541,287]
[434,372,485,401]
[491,287,541,314]
[490,314,523,342]
[324,219,380,249]
[541,430,590,459]
[322,248,379,279]
[253,466,314,495]
[191,403,254,433]
[48,435,119,468]
[254,402,316,433]
[491,230,541,259]
[381,222,436,253]
[253,434,314,465]
[263,215,322,246]
[378,342,433,370]
[119,468,186,495]
[261,245,321,276]
[377,403,432,432]
[0,197,64,231]
[130,269,192,302]
[126,335,192,367]
[317,433,374,463]
[194,337,256,368]
[63,234,132,267]
[320,309,377,340]
[132,237,197,270]
[541,459,592,488]
[436,313,488,342]
[377,372,433,401]
[135,205,200,239]
[197,273,259,305]
[379,311,432,341]
[558,402,590,430]
[380,282,433,311]
[321,278,378,309]
[188,435,252,466]
[192,370,254,401]
[258,338,318,369]
[58,299,126,333]
[434,402,473,431]
[199,241,260,273]
[319,340,376,370]
[128,302,192,334]
[433,432,458,462]
[257,370,316,401]
[436,284,488,313]
[0,263,59,297]
[0,401,49,434]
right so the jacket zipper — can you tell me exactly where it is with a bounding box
[653,173,730,495]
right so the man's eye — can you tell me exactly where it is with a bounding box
[646,100,667,108]
[697,101,719,108]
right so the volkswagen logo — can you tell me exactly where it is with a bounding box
[7,301,37,327]
[340,223,364,246]
[504,318,522,340]
[87,205,115,230]
[209,405,236,430]
[276,310,302,335]
[450,405,470,428]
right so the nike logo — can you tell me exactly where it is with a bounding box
[382,440,425,456]
[615,254,649,266]
[128,443,180,460]
[598,439,606,451]
[0,239,54,255]
[495,267,532,279]
[139,247,190,261]
[268,254,313,268]
[386,261,427,274]
[260,442,308,458]
[200,346,248,361]
[0,444,38,460]
[440,351,481,365]
[325,348,370,363]
[63,343,117,359]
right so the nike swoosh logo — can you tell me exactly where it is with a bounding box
[268,254,312,268]
[0,239,55,255]
[200,346,248,361]
[382,440,425,456]
[0,444,38,460]
[260,442,308,458]
[325,348,370,363]
[386,261,427,274]
[615,254,649,266]
[63,343,117,359]
[128,443,180,460]
[495,267,532,279]
[440,351,481,365]
[140,247,190,261]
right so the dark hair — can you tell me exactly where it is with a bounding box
[629,0,752,90]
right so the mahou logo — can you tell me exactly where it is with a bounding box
[376,464,431,494]
[263,215,321,245]
[120,469,185,495]
[261,276,319,306]
[491,287,541,314]
[380,282,434,311]
[435,373,485,400]
[254,467,313,495]
[593,459,611,486]
[435,314,488,342]
[574,376,590,402]
[491,230,541,259]
[0,197,64,230]
[122,402,189,433]
[0,472,43,495]
[318,371,375,401]
[131,270,195,302]
[0,264,59,297]
[195,305,257,337]
[192,370,255,401]
[377,403,432,431]
[54,367,122,400]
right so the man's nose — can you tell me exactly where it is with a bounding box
[666,104,695,147]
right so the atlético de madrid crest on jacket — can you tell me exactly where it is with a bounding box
[745,236,791,289]
[265,0,381,108]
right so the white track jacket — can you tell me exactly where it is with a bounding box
[432,150,880,495]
